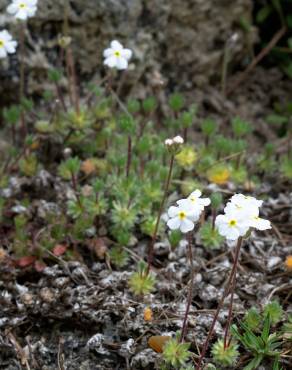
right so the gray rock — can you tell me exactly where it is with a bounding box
[0,0,254,99]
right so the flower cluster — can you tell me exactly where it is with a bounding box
[103,40,132,70]
[165,135,184,146]
[164,135,184,155]
[167,190,210,233]
[7,0,38,20]
[215,194,271,241]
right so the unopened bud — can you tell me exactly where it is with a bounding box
[63,147,72,158]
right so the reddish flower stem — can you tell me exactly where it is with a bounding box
[19,22,26,138]
[180,232,195,342]
[126,135,132,178]
[223,270,237,349]
[196,237,243,370]
[146,155,174,274]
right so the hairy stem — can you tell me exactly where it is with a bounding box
[183,127,188,143]
[180,232,195,342]
[211,208,216,230]
[146,155,175,274]
[223,268,237,348]
[71,173,82,209]
[196,237,243,370]
[66,47,80,115]
[19,22,26,137]
[126,135,132,178]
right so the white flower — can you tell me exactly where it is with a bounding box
[167,203,198,233]
[173,135,184,144]
[7,0,38,20]
[218,193,271,240]
[165,138,173,146]
[229,194,263,209]
[0,30,17,59]
[215,211,249,241]
[244,207,271,231]
[177,189,210,218]
[103,40,132,70]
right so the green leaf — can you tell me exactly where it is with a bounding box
[286,14,292,28]
[256,5,272,23]
[266,114,288,125]
[262,314,271,343]
[243,355,264,370]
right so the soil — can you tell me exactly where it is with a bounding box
[1,65,292,369]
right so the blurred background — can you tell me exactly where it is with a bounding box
[0,1,291,92]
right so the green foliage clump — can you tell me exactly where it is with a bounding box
[58,157,81,180]
[282,315,292,341]
[211,339,239,367]
[263,301,283,325]
[128,261,156,295]
[162,335,191,368]
[168,229,182,250]
[231,303,284,370]
[109,246,129,268]
[199,221,224,249]
[280,157,292,179]
[169,93,185,113]
[231,117,252,138]
[244,307,261,331]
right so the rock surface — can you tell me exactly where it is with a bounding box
[0,0,255,99]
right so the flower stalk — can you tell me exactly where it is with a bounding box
[196,236,243,370]
[146,154,175,274]
[19,22,26,137]
[126,135,132,178]
[180,231,195,342]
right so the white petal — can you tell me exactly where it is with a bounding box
[5,40,17,53]
[0,30,12,41]
[168,206,179,218]
[189,189,201,198]
[199,197,211,206]
[15,10,29,20]
[0,48,7,58]
[217,223,229,233]
[185,208,200,222]
[237,224,250,236]
[253,218,271,231]
[111,40,123,51]
[27,0,38,5]
[176,198,189,206]
[226,228,240,240]
[116,57,128,70]
[27,6,37,17]
[103,48,114,58]
[215,214,227,227]
[180,219,194,233]
[167,217,181,230]
[121,48,132,60]
[104,55,117,68]
[7,4,18,14]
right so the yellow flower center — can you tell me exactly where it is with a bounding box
[178,211,186,220]
[228,219,237,227]
[19,3,27,8]
[114,51,121,57]
[0,40,3,48]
